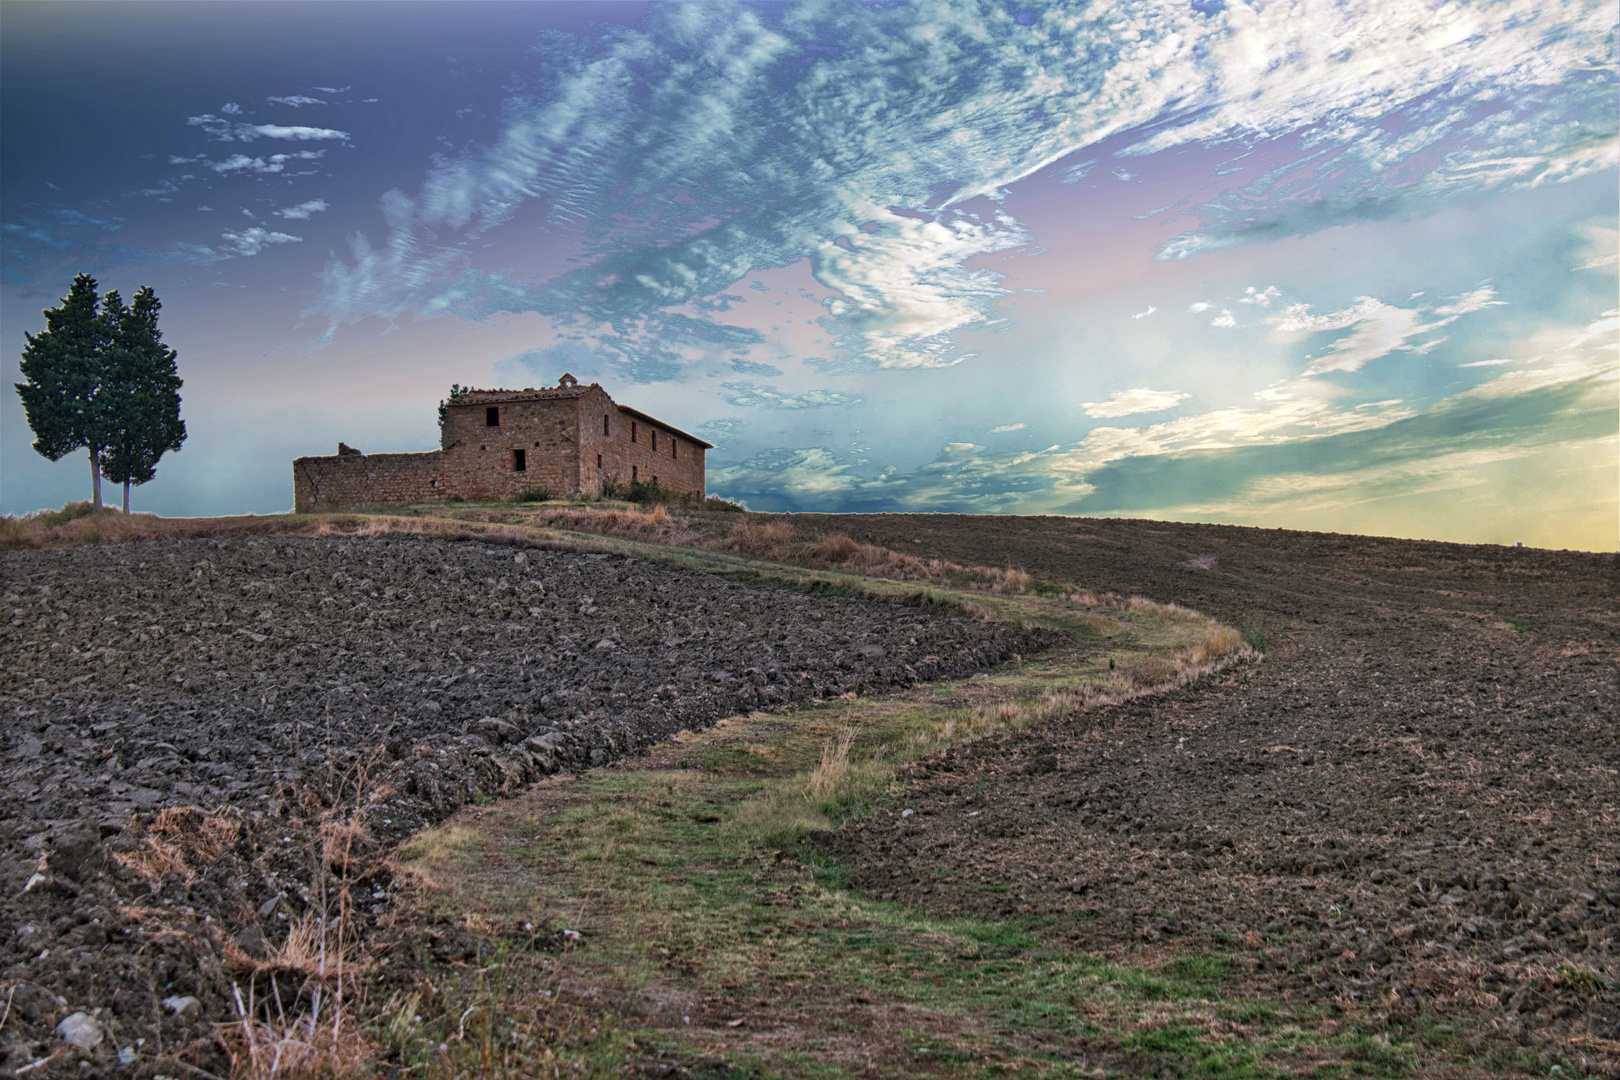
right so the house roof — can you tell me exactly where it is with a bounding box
[448,381,713,449]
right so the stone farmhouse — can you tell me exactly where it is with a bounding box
[293,374,711,512]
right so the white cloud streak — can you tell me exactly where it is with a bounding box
[187,114,349,142]
[277,199,330,220]
[315,0,1614,372]
[1269,284,1507,375]
[1082,387,1192,418]
[219,227,302,257]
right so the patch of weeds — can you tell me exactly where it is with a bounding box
[1512,618,1532,634]
[1165,953,1235,987]
[1027,577,1072,597]
[510,485,553,503]
[1242,618,1269,653]
[1337,1033,1416,1077]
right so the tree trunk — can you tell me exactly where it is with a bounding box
[90,447,102,509]
[123,480,130,514]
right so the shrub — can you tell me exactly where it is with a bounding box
[511,486,553,504]
[599,476,689,505]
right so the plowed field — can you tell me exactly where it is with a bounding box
[778,514,1620,1064]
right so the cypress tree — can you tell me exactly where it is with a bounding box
[15,274,112,507]
[99,286,187,513]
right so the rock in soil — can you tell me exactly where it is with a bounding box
[0,534,1052,1077]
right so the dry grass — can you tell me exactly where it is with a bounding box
[228,978,373,1080]
[721,519,1034,594]
[114,806,244,885]
[807,729,856,801]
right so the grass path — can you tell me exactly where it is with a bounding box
[387,574,1425,1078]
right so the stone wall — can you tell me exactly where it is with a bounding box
[440,395,581,499]
[293,450,446,512]
[582,398,706,497]
[294,381,707,511]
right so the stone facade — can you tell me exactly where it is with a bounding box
[293,375,711,512]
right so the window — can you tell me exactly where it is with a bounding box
[632,465,638,482]
[513,448,527,472]
[485,406,500,427]
[631,421,638,443]
[597,453,602,469]
[672,439,678,460]
[652,475,658,487]
[651,430,658,451]
[603,414,609,436]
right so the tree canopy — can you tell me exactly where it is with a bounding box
[14,275,186,511]
[99,287,187,505]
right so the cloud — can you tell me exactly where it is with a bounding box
[314,86,351,95]
[204,151,326,175]
[1572,224,1618,271]
[1459,358,1518,368]
[696,417,750,444]
[1187,301,1213,314]
[1131,305,1157,320]
[721,382,862,409]
[219,102,243,116]
[277,198,330,220]
[729,358,784,377]
[1082,387,1192,419]
[219,227,302,257]
[1211,309,1237,328]
[990,423,1026,433]
[1239,285,1281,307]
[1268,284,1507,375]
[315,0,1614,372]
[187,114,349,142]
[268,95,328,107]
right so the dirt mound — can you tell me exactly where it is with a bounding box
[0,534,1051,1076]
[794,514,1619,1066]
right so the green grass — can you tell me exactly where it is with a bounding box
[386,586,1481,1078]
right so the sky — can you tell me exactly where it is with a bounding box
[3,0,1616,551]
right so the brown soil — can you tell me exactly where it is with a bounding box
[782,513,1620,1069]
[0,533,1049,1078]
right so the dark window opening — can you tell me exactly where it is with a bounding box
[596,453,602,469]
[632,465,638,482]
[485,406,500,427]
[652,475,658,487]
[672,439,678,460]
[631,421,638,443]
[513,448,527,472]
[604,414,610,436]
[651,430,657,451]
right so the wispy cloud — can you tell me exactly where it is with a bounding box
[276,198,330,220]
[1082,388,1191,419]
[314,0,1612,370]
[1131,305,1157,320]
[268,95,328,108]
[990,423,1026,433]
[1269,284,1507,375]
[187,114,349,142]
[721,382,862,409]
[197,151,326,175]
[219,227,302,257]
